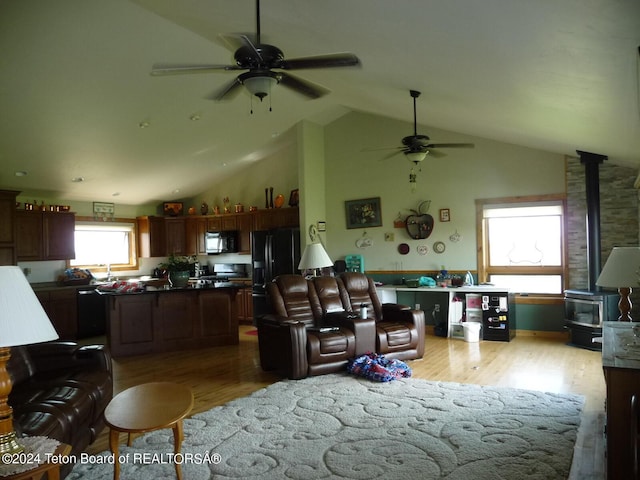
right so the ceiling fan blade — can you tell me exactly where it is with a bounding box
[427,143,475,149]
[278,72,330,99]
[206,77,244,101]
[281,53,360,70]
[361,146,403,152]
[426,149,447,158]
[380,149,403,161]
[218,33,258,53]
[151,63,242,75]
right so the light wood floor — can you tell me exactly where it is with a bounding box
[86,327,606,479]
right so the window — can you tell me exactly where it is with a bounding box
[476,195,566,295]
[69,218,138,272]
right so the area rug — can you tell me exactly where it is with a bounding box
[68,374,584,479]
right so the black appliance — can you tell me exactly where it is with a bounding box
[77,288,107,338]
[251,227,301,319]
[198,263,247,282]
[205,231,238,254]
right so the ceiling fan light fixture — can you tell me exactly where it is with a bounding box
[405,151,427,163]
[243,74,278,101]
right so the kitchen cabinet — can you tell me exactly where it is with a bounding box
[16,211,76,261]
[236,283,254,325]
[602,322,640,480]
[106,287,240,357]
[253,207,299,230]
[35,288,78,340]
[0,190,19,265]
[165,217,187,255]
[236,213,253,254]
[186,217,208,255]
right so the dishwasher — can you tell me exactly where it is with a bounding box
[77,288,107,338]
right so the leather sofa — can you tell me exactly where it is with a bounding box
[257,274,375,380]
[7,341,113,469]
[339,272,425,361]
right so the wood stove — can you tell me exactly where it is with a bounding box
[564,289,619,350]
[564,150,613,350]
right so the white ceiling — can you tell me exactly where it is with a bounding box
[1,0,639,205]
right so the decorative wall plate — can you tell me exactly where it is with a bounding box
[433,241,446,254]
[398,243,410,255]
[417,245,429,255]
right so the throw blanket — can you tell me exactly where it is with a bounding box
[347,353,412,382]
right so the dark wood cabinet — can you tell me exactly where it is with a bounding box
[165,217,187,255]
[0,190,18,265]
[35,288,78,340]
[253,207,299,231]
[602,321,640,480]
[137,216,167,257]
[16,211,75,261]
[106,288,239,357]
[140,208,298,258]
[237,285,254,325]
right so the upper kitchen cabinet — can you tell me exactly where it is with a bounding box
[0,190,19,265]
[16,210,76,261]
[138,216,187,257]
[253,207,299,231]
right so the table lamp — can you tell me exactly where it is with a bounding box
[298,242,333,277]
[596,246,640,322]
[0,266,58,458]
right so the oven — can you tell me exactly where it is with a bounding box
[564,289,619,350]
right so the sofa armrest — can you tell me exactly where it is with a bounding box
[324,312,376,356]
[382,303,411,312]
[26,341,112,374]
[257,319,309,379]
[381,307,426,358]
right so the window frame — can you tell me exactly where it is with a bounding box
[475,194,568,296]
[68,216,139,273]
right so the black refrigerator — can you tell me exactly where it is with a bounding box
[251,227,301,320]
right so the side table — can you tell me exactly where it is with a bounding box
[2,442,72,480]
[104,382,194,480]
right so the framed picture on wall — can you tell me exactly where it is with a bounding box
[345,197,382,229]
[439,208,450,222]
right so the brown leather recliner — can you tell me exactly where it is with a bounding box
[8,341,113,477]
[257,274,375,380]
[339,272,425,361]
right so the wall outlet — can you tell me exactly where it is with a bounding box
[434,304,440,312]
[415,303,420,310]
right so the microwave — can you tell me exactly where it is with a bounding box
[205,231,238,254]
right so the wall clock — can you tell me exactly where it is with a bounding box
[433,241,446,254]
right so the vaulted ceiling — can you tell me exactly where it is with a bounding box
[1,0,639,205]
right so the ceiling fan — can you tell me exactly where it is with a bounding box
[372,90,474,163]
[150,0,360,103]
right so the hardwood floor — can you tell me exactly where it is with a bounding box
[86,326,606,479]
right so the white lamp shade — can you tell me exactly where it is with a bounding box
[405,151,427,163]
[0,266,58,347]
[298,243,333,271]
[243,75,278,98]
[596,246,640,288]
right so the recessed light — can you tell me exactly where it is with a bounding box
[139,121,150,128]
[71,177,84,183]
[112,192,121,197]
[14,171,27,177]
[172,189,180,194]
[189,113,201,121]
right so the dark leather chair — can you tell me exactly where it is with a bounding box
[257,274,374,380]
[8,341,113,476]
[339,272,425,361]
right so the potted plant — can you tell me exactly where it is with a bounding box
[159,254,196,288]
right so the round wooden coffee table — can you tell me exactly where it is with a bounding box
[104,382,194,480]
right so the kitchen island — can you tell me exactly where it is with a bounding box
[103,283,243,358]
